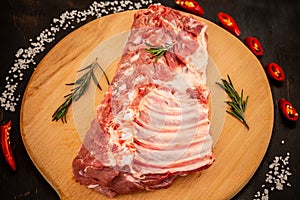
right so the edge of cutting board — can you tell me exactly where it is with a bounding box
[20,9,274,200]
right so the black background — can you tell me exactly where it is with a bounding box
[0,0,299,199]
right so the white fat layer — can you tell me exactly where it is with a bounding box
[119,84,126,91]
[167,71,208,97]
[122,153,134,165]
[135,75,146,83]
[130,53,140,62]
[123,109,135,121]
[87,184,99,189]
[132,35,142,45]
[135,154,213,175]
[121,66,134,76]
[103,13,211,177]
[133,129,213,176]
[160,15,208,83]
[184,22,208,82]
[127,89,136,99]
[186,48,208,82]
[135,116,210,141]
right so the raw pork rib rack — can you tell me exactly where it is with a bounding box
[72,5,214,197]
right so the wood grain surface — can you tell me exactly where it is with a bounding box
[20,10,273,200]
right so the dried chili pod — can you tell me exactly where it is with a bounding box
[244,37,264,57]
[1,120,16,171]
[217,12,241,36]
[265,62,285,82]
[279,98,298,122]
[175,0,204,16]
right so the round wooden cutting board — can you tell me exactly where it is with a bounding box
[20,9,274,200]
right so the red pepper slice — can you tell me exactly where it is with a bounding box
[279,98,299,122]
[217,12,241,36]
[265,62,285,82]
[244,37,264,57]
[175,0,204,16]
[1,120,16,171]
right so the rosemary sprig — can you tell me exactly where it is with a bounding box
[216,75,249,129]
[52,58,109,123]
[144,42,175,62]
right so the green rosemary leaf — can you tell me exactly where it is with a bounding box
[65,83,75,86]
[227,110,249,130]
[95,62,110,85]
[63,93,72,98]
[52,58,109,123]
[240,89,244,108]
[144,42,175,62]
[224,79,239,105]
[215,82,225,90]
[52,95,72,123]
[144,42,154,48]
[74,74,87,85]
[243,96,249,112]
[225,101,241,114]
[227,75,234,87]
[226,110,240,121]
[216,75,250,129]
[77,62,93,72]
[91,71,102,90]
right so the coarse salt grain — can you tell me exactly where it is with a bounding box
[253,152,292,199]
[0,0,155,112]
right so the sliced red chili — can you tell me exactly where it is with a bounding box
[244,37,264,57]
[279,98,299,122]
[175,0,204,16]
[217,12,241,36]
[265,62,285,82]
[1,120,16,171]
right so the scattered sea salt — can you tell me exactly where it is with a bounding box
[1,2,294,198]
[0,0,156,112]
[253,152,292,199]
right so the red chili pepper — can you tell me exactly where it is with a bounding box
[217,12,241,36]
[175,0,204,16]
[279,98,299,122]
[265,62,285,82]
[1,121,16,171]
[244,37,264,57]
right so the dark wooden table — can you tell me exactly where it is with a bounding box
[0,0,299,199]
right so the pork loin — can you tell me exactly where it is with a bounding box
[72,5,214,197]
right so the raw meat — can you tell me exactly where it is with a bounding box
[72,4,214,197]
